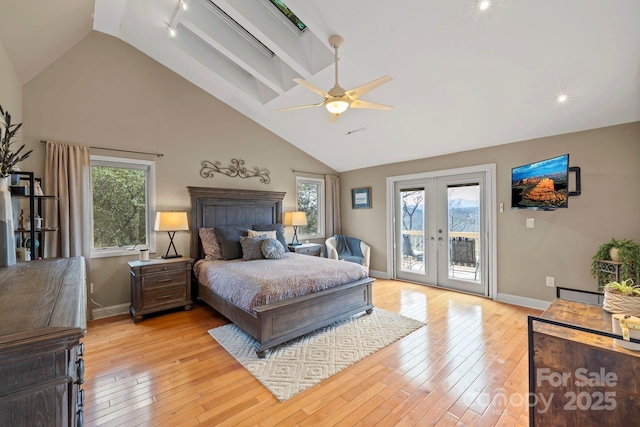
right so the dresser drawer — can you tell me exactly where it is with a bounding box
[141,271,186,291]
[142,286,187,307]
[140,262,187,275]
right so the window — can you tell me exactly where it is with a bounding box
[90,155,156,258]
[296,176,324,239]
[268,0,307,31]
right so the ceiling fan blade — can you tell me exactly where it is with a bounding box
[293,78,329,98]
[350,99,393,111]
[345,75,392,100]
[278,102,324,112]
[329,112,340,123]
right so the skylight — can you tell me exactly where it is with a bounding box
[269,0,306,31]
[208,1,275,57]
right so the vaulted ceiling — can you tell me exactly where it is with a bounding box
[2,1,639,172]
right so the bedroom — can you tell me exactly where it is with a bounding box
[1,1,639,425]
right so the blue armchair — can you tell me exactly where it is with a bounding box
[325,235,370,274]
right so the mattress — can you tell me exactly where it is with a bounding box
[193,252,368,312]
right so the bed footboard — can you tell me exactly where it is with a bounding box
[252,277,374,357]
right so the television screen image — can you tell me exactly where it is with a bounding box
[511,154,569,210]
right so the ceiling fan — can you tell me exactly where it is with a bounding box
[279,35,393,122]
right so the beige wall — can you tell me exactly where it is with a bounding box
[0,39,22,126]
[21,32,335,307]
[340,122,640,302]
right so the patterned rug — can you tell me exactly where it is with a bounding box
[208,308,425,401]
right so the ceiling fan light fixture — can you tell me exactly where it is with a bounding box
[478,0,491,11]
[325,99,350,114]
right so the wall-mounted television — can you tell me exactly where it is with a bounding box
[511,154,569,210]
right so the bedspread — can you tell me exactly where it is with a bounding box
[194,253,368,312]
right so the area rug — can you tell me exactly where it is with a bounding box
[208,308,425,401]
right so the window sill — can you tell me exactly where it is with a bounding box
[91,247,156,259]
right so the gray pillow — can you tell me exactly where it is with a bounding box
[240,235,267,261]
[262,238,285,259]
[214,224,251,260]
[252,223,289,252]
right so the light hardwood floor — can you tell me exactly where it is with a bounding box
[83,279,541,426]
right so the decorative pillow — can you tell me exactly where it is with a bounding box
[252,223,289,252]
[214,224,251,260]
[199,227,222,260]
[240,235,267,261]
[262,238,285,260]
[248,229,277,240]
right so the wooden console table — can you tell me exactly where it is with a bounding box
[0,257,87,426]
[528,298,640,426]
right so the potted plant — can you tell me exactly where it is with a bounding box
[591,238,640,290]
[0,104,32,179]
[604,279,640,350]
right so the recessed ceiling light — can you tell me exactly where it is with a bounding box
[478,0,491,11]
[557,93,569,103]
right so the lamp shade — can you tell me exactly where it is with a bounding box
[154,211,189,231]
[283,211,307,226]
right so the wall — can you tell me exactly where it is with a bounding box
[22,31,335,309]
[15,30,640,310]
[0,40,22,130]
[340,122,640,304]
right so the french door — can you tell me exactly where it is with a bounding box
[392,167,493,297]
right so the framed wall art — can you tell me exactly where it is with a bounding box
[351,187,372,209]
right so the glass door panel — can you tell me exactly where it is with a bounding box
[400,188,425,274]
[395,181,436,284]
[436,174,487,295]
[447,184,481,282]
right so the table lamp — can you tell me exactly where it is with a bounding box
[283,211,307,245]
[154,211,189,258]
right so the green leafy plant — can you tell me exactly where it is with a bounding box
[604,279,640,297]
[0,104,32,177]
[591,238,640,290]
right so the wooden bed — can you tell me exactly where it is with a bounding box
[188,186,374,357]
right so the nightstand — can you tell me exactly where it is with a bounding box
[288,242,323,257]
[128,257,194,323]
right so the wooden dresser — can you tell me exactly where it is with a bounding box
[529,298,640,426]
[0,257,87,427]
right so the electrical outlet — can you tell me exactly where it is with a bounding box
[546,276,555,287]
[90,283,94,294]
[526,218,535,228]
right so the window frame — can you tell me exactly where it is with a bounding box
[90,155,156,259]
[295,176,325,240]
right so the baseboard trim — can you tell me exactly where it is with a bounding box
[369,269,389,279]
[92,303,130,320]
[497,293,550,310]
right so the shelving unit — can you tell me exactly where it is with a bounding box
[595,259,622,288]
[9,171,58,260]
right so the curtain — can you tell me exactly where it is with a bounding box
[325,174,341,237]
[44,141,93,320]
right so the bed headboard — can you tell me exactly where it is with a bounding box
[187,187,285,260]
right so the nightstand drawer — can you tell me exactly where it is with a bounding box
[141,271,186,290]
[140,262,187,274]
[142,286,187,307]
[296,246,320,255]
[288,243,323,256]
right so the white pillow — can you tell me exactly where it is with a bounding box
[248,229,277,240]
